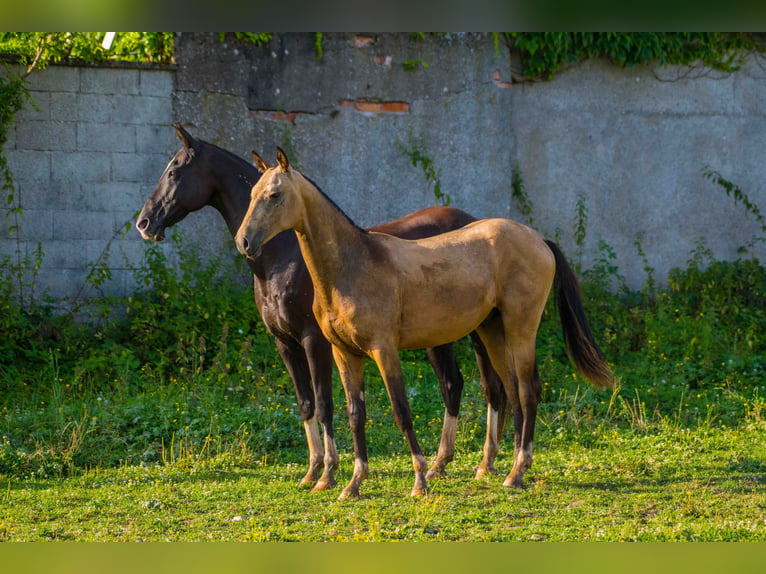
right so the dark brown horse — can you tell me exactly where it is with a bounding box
[136,124,508,490]
[236,148,615,499]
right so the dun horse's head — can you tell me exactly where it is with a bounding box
[136,123,211,241]
[236,147,301,260]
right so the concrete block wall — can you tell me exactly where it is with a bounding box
[3,33,766,305]
[174,32,765,291]
[2,64,177,301]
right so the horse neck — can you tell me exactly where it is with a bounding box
[203,146,259,238]
[202,145,299,278]
[293,173,370,293]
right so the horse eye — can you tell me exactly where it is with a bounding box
[268,191,282,201]
[168,170,177,178]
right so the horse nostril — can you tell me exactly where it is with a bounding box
[137,218,149,231]
[242,237,249,251]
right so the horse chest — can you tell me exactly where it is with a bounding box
[254,275,315,339]
[314,301,370,355]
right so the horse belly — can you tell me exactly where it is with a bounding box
[396,241,498,349]
[398,282,495,350]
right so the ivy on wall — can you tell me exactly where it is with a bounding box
[507,32,764,80]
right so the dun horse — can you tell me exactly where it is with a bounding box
[236,148,615,499]
[136,124,508,490]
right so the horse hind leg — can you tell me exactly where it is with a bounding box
[469,330,509,479]
[424,344,463,480]
[502,325,543,490]
[474,319,521,481]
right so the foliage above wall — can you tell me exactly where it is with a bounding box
[508,32,765,80]
[0,32,174,67]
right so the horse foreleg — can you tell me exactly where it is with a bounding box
[274,337,323,488]
[303,334,339,492]
[424,344,463,480]
[332,347,368,500]
[371,348,428,497]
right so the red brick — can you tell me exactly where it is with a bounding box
[355,101,383,112]
[354,35,376,47]
[381,101,408,113]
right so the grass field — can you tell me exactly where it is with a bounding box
[1,376,765,542]
[1,226,765,543]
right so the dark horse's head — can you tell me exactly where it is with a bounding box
[136,123,215,241]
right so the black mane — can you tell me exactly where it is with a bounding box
[304,174,369,235]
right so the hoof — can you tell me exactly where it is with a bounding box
[311,477,337,492]
[410,485,428,497]
[473,465,498,480]
[425,468,447,481]
[338,486,360,500]
[502,475,525,489]
[298,475,316,489]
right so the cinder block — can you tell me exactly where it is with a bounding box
[87,182,146,212]
[33,267,89,301]
[13,209,54,241]
[111,152,167,183]
[25,66,80,92]
[15,121,76,151]
[38,240,89,269]
[5,150,51,183]
[49,92,78,122]
[109,235,148,268]
[0,238,19,261]
[110,94,172,125]
[81,67,139,95]
[16,180,66,211]
[140,70,174,97]
[16,92,50,122]
[53,209,117,241]
[77,122,136,153]
[73,93,114,123]
[50,151,111,185]
[135,124,178,155]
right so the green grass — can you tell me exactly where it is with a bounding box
[1,418,764,542]
[1,225,765,542]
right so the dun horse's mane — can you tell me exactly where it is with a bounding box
[303,174,370,235]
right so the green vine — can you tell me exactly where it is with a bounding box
[314,33,323,61]
[398,139,450,206]
[508,32,764,80]
[703,167,766,253]
[510,164,534,226]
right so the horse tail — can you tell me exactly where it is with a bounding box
[545,239,616,390]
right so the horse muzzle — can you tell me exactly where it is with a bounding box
[136,217,165,241]
[236,230,264,260]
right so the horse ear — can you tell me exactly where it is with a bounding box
[251,150,271,173]
[276,147,290,172]
[174,122,196,154]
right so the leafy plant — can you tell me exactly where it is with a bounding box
[403,58,428,71]
[511,164,534,226]
[703,167,765,253]
[398,139,450,206]
[508,32,764,80]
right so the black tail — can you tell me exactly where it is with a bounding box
[545,240,615,390]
